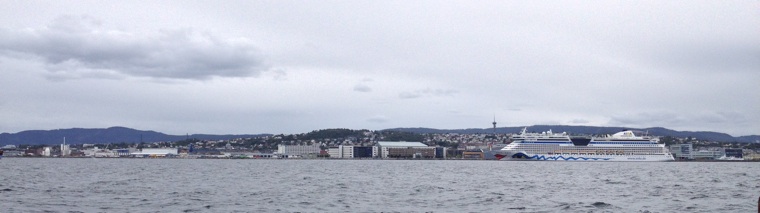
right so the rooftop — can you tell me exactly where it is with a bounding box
[377,141,428,147]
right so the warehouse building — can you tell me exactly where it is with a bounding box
[277,144,321,158]
[670,144,726,160]
[377,141,437,159]
[724,148,743,158]
[131,148,179,158]
[328,145,377,158]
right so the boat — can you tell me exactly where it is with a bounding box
[716,156,744,161]
[495,127,674,161]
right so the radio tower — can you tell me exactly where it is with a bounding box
[490,115,497,151]
[492,115,497,134]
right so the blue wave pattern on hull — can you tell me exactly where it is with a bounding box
[520,154,611,161]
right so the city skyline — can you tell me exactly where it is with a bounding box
[1,1,758,136]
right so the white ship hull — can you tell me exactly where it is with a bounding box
[497,151,674,162]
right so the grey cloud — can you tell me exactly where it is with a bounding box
[427,88,458,96]
[0,15,268,80]
[696,111,750,124]
[607,111,752,129]
[399,88,458,99]
[447,109,461,114]
[646,42,760,73]
[608,111,684,127]
[367,115,388,123]
[269,69,288,81]
[353,84,371,92]
[569,119,589,124]
[399,92,421,99]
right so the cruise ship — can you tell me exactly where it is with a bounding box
[495,128,674,161]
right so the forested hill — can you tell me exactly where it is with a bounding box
[383,125,760,143]
[0,127,270,145]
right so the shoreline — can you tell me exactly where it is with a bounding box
[3,156,759,162]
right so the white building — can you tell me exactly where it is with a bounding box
[60,144,71,157]
[341,145,353,158]
[113,148,135,157]
[84,148,118,158]
[131,148,179,157]
[669,144,692,159]
[328,145,356,158]
[376,141,434,158]
[328,147,342,158]
[42,147,51,157]
[328,145,379,158]
[670,144,724,160]
[277,144,321,158]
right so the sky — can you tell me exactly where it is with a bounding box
[0,1,758,136]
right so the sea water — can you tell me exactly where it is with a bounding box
[1,158,758,212]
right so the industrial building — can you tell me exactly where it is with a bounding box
[60,144,71,157]
[130,148,179,158]
[669,144,735,160]
[328,145,377,158]
[277,144,321,158]
[113,148,135,157]
[462,151,484,160]
[377,141,440,159]
[724,148,743,159]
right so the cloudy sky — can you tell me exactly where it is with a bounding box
[1,1,758,136]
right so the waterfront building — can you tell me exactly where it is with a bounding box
[465,143,491,151]
[462,151,484,160]
[130,148,179,158]
[435,147,447,159]
[328,146,376,158]
[60,144,71,157]
[2,150,23,157]
[188,149,222,157]
[377,141,436,159]
[670,144,693,159]
[277,144,321,158]
[328,146,341,158]
[353,146,375,158]
[724,148,743,158]
[744,151,760,160]
[669,144,726,160]
[340,145,353,158]
[691,149,723,159]
[84,147,118,157]
[327,146,349,158]
[42,147,51,157]
[113,148,134,157]
[247,152,275,159]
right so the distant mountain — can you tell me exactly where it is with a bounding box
[737,135,760,143]
[383,125,758,143]
[0,127,271,145]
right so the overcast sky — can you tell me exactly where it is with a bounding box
[1,1,758,136]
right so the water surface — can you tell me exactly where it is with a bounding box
[1,158,758,212]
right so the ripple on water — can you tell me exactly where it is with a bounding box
[690,194,708,200]
[603,179,625,184]
[592,201,612,208]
